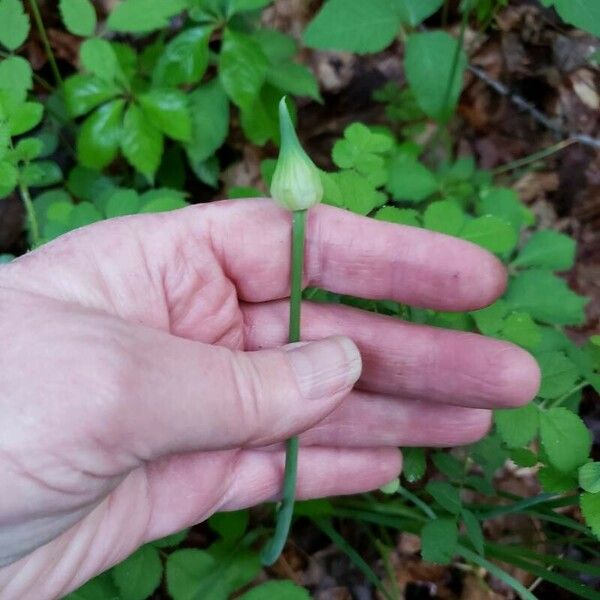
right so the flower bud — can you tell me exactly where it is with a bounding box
[270,98,323,211]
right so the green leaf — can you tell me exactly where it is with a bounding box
[387,155,437,202]
[138,89,191,142]
[107,0,187,33]
[111,545,162,600]
[404,31,467,122]
[13,137,43,161]
[421,518,458,564]
[64,573,119,600]
[229,0,272,13]
[394,0,443,26]
[151,529,190,548]
[239,581,310,600]
[253,29,296,64]
[323,170,386,215]
[494,403,539,448]
[506,269,588,326]
[67,201,102,229]
[374,206,421,227]
[8,101,43,136]
[0,160,18,198]
[267,62,321,101]
[77,99,124,170]
[501,312,541,350]
[208,511,249,541]
[426,481,462,514]
[579,463,600,494]
[537,351,580,400]
[104,188,140,218]
[423,200,464,235]
[513,230,576,271]
[121,104,163,179]
[402,447,426,483]
[580,492,600,539]
[21,160,62,187]
[478,186,523,232]
[0,55,32,103]
[303,0,401,54]
[239,85,279,146]
[538,465,578,493]
[66,165,115,201]
[166,549,215,600]
[0,0,30,50]
[540,407,591,473]
[462,509,484,555]
[460,215,517,253]
[553,0,600,37]
[59,0,96,36]
[186,79,229,163]
[64,74,120,117]
[139,194,188,213]
[80,38,121,83]
[509,448,538,468]
[153,27,211,87]
[431,452,464,481]
[219,29,269,110]
[471,300,508,336]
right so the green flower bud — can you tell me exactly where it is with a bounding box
[270,98,323,211]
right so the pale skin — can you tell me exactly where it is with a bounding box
[0,200,540,599]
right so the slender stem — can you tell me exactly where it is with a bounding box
[493,138,576,175]
[261,209,306,566]
[19,182,40,248]
[28,0,63,87]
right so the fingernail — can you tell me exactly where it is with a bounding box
[285,336,362,400]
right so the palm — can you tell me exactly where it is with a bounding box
[0,200,539,598]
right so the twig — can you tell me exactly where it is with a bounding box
[469,64,600,150]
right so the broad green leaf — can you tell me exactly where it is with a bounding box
[230,0,272,12]
[239,581,310,600]
[374,206,421,227]
[64,573,119,600]
[426,481,461,514]
[188,154,219,187]
[111,545,162,600]
[66,165,115,201]
[104,188,140,218]
[80,38,121,83]
[267,62,321,101]
[107,0,188,33]
[253,29,296,63]
[209,511,249,540]
[64,74,120,117]
[153,27,211,87]
[537,351,580,400]
[478,186,523,231]
[421,518,458,564]
[462,509,484,555]
[166,549,215,600]
[239,85,279,146]
[402,447,426,482]
[219,29,269,110]
[513,230,576,271]
[538,465,578,493]
[470,300,508,336]
[553,0,600,37]
[0,0,30,50]
[0,55,32,103]
[470,433,509,480]
[509,448,538,468]
[494,403,539,448]
[67,201,102,229]
[186,79,229,162]
[431,452,464,481]
[8,101,43,135]
[423,200,464,235]
[404,31,467,122]
[394,0,443,26]
[151,529,190,548]
[121,104,163,179]
[21,160,62,187]
[460,215,517,253]
[139,89,191,142]
[387,155,437,202]
[580,492,600,539]
[501,312,541,350]
[303,0,401,54]
[13,137,43,161]
[59,0,96,36]
[0,160,18,198]
[323,170,386,215]
[77,99,124,170]
[139,195,187,213]
[539,407,591,473]
[506,269,587,326]
[579,463,600,494]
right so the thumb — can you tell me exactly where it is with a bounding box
[111,330,362,461]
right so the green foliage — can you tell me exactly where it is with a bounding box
[111,545,163,600]
[421,518,458,564]
[0,0,29,50]
[579,463,600,494]
[545,0,600,37]
[238,580,311,600]
[494,403,539,448]
[59,0,97,37]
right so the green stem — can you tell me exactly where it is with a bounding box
[493,138,576,175]
[28,0,63,87]
[261,209,306,566]
[19,181,40,248]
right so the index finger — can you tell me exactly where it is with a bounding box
[207,200,506,311]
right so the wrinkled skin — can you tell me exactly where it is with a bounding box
[0,201,540,599]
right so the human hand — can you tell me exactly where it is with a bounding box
[0,200,539,598]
